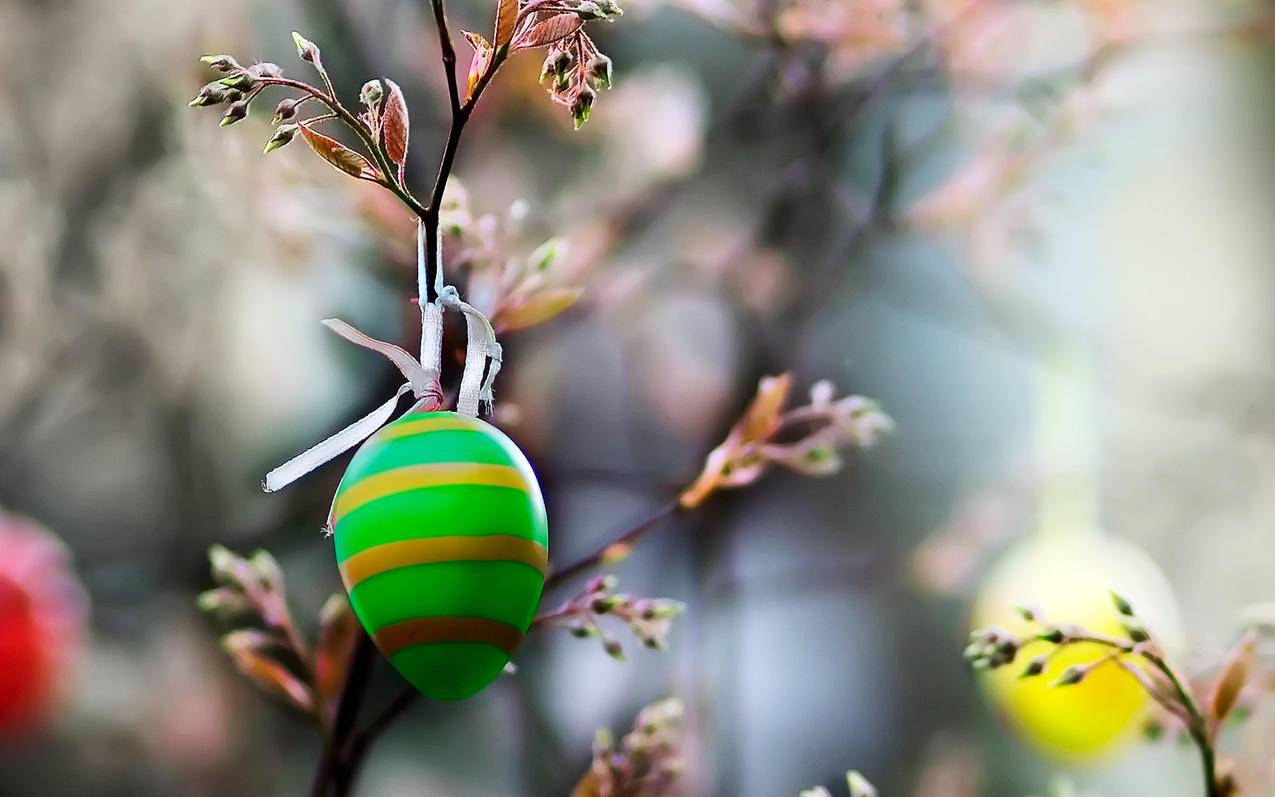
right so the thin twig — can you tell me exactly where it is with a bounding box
[544,500,682,590]
[430,0,462,113]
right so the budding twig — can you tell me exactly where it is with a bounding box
[967,595,1225,797]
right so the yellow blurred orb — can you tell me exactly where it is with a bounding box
[971,531,1181,760]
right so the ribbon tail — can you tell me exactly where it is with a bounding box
[322,319,433,391]
[479,342,502,414]
[262,384,411,492]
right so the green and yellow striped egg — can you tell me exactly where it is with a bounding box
[331,410,548,701]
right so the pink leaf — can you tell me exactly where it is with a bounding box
[511,13,583,50]
[380,79,410,178]
[463,31,494,101]
[298,123,380,181]
[495,0,520,48]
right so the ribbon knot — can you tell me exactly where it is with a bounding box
[261,222,503,494]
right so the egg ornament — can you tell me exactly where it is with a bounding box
[330,410,548,701]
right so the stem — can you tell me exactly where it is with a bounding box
[430,0,462,113]
[1140,651,1220,797]
[1057,632,1220,797]
[418,15,508,302]
[309,632,376,797]
[339,686,421,789]
[544,500,682,589]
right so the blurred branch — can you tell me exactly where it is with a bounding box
[545,500,683,589]
[309,632,375,797]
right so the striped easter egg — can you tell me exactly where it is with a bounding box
[331,410,548,701]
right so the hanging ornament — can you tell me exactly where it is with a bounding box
[971,348,1180,759]
[264,222,547,700]
[331,410,546,700]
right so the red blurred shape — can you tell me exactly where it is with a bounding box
[0,513,88,739]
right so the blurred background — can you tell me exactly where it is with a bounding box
[3,0,1275,794]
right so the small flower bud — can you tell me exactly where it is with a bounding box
[248,62,283,79]
[201,54,242,73]
[1019,656,1048,678]
[292,31,319,63]
[571,86,596,130]
[1037,627,1065,644]
[1111,591,1135,617]
[361,79,384,107]
[1123,623,1151,644]
[1014,605,1036,622]
[575,0,603,19]
[189,83,228,107]
[220,100,250,127]
[218,73,258,91]
[263,124,298,153]
[273,98,299,124]
[602,637,625,660]
[591,596,623,614]
[586,54,613,89]
[1052,664,1088,687]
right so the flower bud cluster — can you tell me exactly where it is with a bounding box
[537,574,686,659]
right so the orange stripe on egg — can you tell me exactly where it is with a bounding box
[340,535,549,589]
[373,616,525,658]
[332,463,530,523]
[373,415,486,442]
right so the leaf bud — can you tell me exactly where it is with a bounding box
[1019,656,1048,678]
[292,31,320,63]
[571,85,596,130]
[189,83,228,107]
[575,0,603,19]
[360,79,384,108]
[218,73,258,91]
[1051,664,1088,687]
[273,97,299,124]
[200,54,242,73]
[263,124,299,153]
[1111,590,1135,617]
[586,54,613,89]
[602,637,625,660]
[220,100,250,127]
[248,62,283,79]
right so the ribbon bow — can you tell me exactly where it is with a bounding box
[262,222,501,493]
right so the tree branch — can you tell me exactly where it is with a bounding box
[430,0,462,113]
[309,631,376,797]
[544,500,682,590]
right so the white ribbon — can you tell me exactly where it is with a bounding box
[438,286,502,417]
[261,220,502,493]
[261,318,443,493]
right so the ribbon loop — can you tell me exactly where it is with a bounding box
[322,319,435,398]
[438,286,502,416]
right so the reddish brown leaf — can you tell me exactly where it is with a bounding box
[380,79,409,176]
[298,123,380,181]
[495,0,519,49]
[225,642,315,714]
[1209,631,1256,725]
[496,287,584,332]
[678,443,733,509]
[740,373,792,443]
[463,31,494,101]
[314,594,359,722]
[511,13,583,50]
